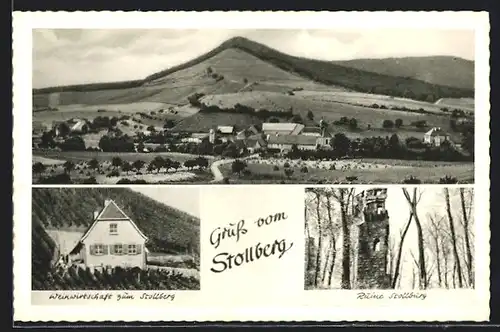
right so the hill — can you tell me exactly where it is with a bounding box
[332,56,474,90]
[33,37,473,107]
[32,188,200,255]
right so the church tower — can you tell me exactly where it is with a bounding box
[353,188,391,289]
[209,128,216,144]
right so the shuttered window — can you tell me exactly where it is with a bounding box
[126,244,142,255]
[90,244,108,256]
[113,244,124,255]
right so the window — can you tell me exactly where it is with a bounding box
[128,244,137,255]
[109,223,118,235]
[94,244,104,255]
[114,244,123,255]
[373,239,381,252]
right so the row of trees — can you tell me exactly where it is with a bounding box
[305,188,475,290]
[33,266,199,291]
[284,133,471,162]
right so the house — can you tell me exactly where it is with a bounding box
[244,135,267,153]
[301,126,322,137]
[69,199,149,270]
[236,125,260,140]
[262,123,305,136]
[267,134,319,152]
[217,125,235,135]
[424,127,450,147]
[69,119,89,134]
[181,133,209,144]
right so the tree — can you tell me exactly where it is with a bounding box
[231,160,247,175]
[444,188,463,288]
[198,139,213,155]
[383,119,394,129]
[395,118,403,128]
[146,125,155,132]
[402,188,427,289]
[132,160,145,171]
[243,78,248,84]
[331,188,355,289]
[195,157,209,169]
[284,168,294,179]
[152,156,165,172]
[348,118,358,130]
[291,114,303,124]
[307,111,314,121]
[60,136,86,151]
[63,161,75,174]
[88,158,99,170]
[331,133,350,157]
[58,122,70,137]
[164,119,175,129]
[459,188,474,287]
[33,162,46,176]
[121,162,133,174]
[112,157,123,168]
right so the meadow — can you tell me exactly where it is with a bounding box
[219,160,474,184]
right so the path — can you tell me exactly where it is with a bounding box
[209,154,260,183]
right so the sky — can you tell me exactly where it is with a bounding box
[32,29,475,89]
[131,187,200,218]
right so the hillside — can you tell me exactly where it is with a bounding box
[332,56,474,90]
[33,37,474,106]
[32,188,200,255]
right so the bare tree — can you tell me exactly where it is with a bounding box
[459,188,474,287]
[391,212,413,288]
[331,188,355,289]
[325,191,338,287]
[313,191,323,287]
[427,214,445,287]
[444,188,463,288]
[402,188,427,289]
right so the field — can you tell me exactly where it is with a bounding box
[33,151,215,164]
[199,90,456,134]
[219,159,474,184]
[435,97,475,112]
[171,111,263,132]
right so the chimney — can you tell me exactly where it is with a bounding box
[104,199,112,206]
[93,210,99,220]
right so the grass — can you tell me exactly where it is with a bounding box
[219,161,473,184]
[33,151,215,164]
[172,111,263,132]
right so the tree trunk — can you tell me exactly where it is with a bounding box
[391,213,413,288]
[340,202,351,289]
[314,193,323,287]
[413,206,427,289]
[326,195,337,287]
[445,188,463,288]
[322,241,331,284]
[459,188,474,287]
[434,234,442,287]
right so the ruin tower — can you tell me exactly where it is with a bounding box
[353,188,391,289]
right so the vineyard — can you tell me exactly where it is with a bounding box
[32,266,200,291]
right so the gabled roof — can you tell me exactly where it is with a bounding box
[268,134,318,146]
[217,125,234,134]
[77,200,148,244]
[262,123,304,135]
[425,127,448,137]
[302,127,322,134]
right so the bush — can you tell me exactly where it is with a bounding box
[439,175,458,184]
[107,170,120,177]
[283,162,290,168]
[222,177,230,184]
[382,119,394,129]
[273,165,279,171]
[81,177,97,184]
[300,166,308,173]
[402,176,422,184]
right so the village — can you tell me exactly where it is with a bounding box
[32,106,473,185]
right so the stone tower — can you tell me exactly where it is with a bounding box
[353,188,391,289]
[209,128,216,144]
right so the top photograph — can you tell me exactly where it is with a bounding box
[32,28,475,185]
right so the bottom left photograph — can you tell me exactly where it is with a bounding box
[31,186,200,291]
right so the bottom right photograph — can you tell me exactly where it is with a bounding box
[304,186,475,290]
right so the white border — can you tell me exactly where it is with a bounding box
[13,11,490,322]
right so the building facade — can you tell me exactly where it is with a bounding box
[69,199,149,270]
